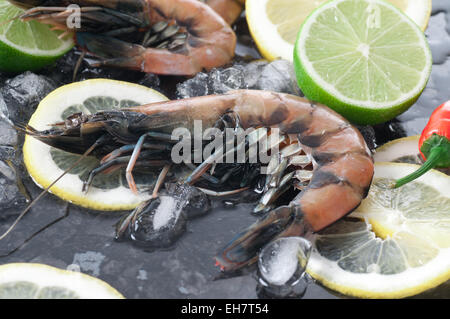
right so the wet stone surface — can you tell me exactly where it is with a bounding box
[0,5,449,299]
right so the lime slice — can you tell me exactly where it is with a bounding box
[0,0,74,72]
[293,0,432,125]
[0,263,124,299]
[307,162,450,298]
[246,0,431,62]
[23,79,168,211]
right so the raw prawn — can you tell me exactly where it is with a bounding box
[9,0,236,76]
[20,90,374,272]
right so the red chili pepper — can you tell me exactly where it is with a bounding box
[395,101,450,188]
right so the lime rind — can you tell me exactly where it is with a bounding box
[294,0,432,125]
[246,0,431,64]
[0,1,73,56]
[0,0,74,72]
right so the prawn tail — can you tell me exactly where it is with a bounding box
[214,206,301,273]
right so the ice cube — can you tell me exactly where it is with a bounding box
[130,196,187,248]
[0,95,16,146]
[176,60,302,99]
[1,72,56,122]
[152,195,181,231]
[165,183,211,219]
[176,72,209,98]
[0,159,27,209]
[208,66,247,94]
[254,60,302,96]
[0,93,9,119]
[242,60,268,89]
[0,146,16,162]
[256,237,312,298]
[258,237,312,286]
[122,184,211,248]
[0,119,17,147]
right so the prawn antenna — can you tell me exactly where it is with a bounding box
[73,50,87,82]
[0,135,107,241]
[0,12,24,27]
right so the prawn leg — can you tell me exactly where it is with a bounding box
[127,133,150,194]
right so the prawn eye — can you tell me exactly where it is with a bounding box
[63,113,90,129]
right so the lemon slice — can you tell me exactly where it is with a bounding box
[0,263,124,299]
[307,162,450,298]
[246,0,432,62]
[374,135,422,163]
[23,79,168,211]
[374,136,450,176]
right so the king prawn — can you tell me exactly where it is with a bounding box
[9,0,242,76]
[18,90,375,273]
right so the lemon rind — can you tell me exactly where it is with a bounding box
[23,79,168,211]
[374,135,421,162]
[307,250,450,299]
[307,162,450,298]
[0,263,124,299]
[245,0,431,62]
[246,0,293,61]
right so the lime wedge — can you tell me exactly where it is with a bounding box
[0,0,74,72]
[294,0,432,125]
